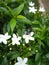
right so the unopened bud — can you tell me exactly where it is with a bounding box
[29,48,31,51]
[36,50,38,52]
[9,48,12,50]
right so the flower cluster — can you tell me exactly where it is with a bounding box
[29,1,37,13]
[23,32,34,43]
[39,7,45,12]
[0,33,11,44]
[29,1,45,13]
[12,34,21,45]
[0,32,34,45]
[14,57,28,65]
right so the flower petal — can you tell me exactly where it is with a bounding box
[16,41,20,45]
[25,39,29,43]
[17,57,22,62]
[0,38,2,43]
[29,37,34,41]
[29,1,34,6]
[23,34,26,38]
[29,32,34,36]
[3,40,7,44]
[12,42,15,45]
[29,7,37,13]
[5,32,8,36]
[23,58,28,63]
[39,7,45,12]
[13,34,17,38]
[5,32,11,39]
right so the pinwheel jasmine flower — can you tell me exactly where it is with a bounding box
[23,32,34,43]
[14,57,28,65]
[29,1,35,6]
[12,34,21,45]
[29,7,37,13]
[39,7,45,12]
[0,32,11,44]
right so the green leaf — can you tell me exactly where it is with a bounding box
[17,15,32,25]
[3,22,10,33]
[7,6,14,16]
[47,27,49,31]
[7,51,20,60]
[35,61,41,65]
[0,7,9,14]
[5,0,16,3]
[10,18,16,32]
[14,3,24,16]
[33,27,41,32]
[32,20,40,25]
[45,53,49,58]
[35,53,41,62]
[1,57,8,65]
[42,24,46,32]
[28,59,35,65]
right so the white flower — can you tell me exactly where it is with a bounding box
[0,32,11,44]
[29,1,35,6]
[23,32,34,43]
[12,34,21,45]
[14,57,28,65]
[29,7,37,13]
[39,7,45,12]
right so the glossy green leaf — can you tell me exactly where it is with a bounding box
[10,18,16,32]
[17,15,32,25]
[14,3,24,16]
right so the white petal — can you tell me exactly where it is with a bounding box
[16,41,20,45]
[39,7,45,12]
[29,7,37,13]
[29,9,32,13]
[0,34,3,37]
[23,34,26,38]
[5,32,8,36]
[29,37,34,41]
[23,58,28,63]
[29,7,32,9]
[29,32,34,36]
[25,39,29,43]
[12,42,15,45]
[17,57,22,62]
[3,40,7,44]
[5,32,11,39]
[6,36,11,39]
[13,34,17,38]
[0,38,2,43]
[29,2,34,6]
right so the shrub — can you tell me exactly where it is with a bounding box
[0,0,49,65]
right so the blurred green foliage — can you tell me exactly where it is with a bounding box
[0,0,49,65]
